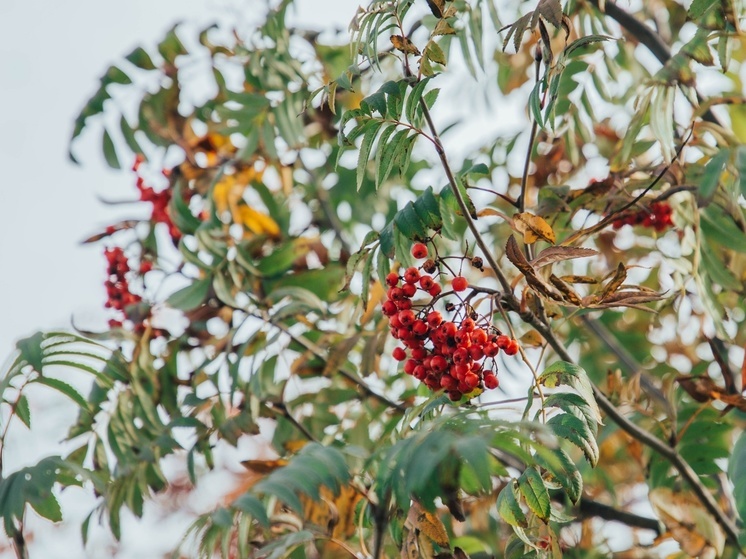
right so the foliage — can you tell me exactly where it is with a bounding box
[3,0,746,557]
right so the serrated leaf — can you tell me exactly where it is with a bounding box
[15,395,30,429]
[688,0,719,20]
[539,361,602,425]
[530,246,598,268]
[537,448,582,503]
[497,480,527,527]
[547,413,599,466]
[518,468,550,522]
[357,122,381,191]
[700,147,730,200]
[563,34,613,58]
[425,41,447,66]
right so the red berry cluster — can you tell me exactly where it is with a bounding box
[133,156,181,242]
[104,247,142,329]
[383,242,519,401]
[104,247,165,337]
[612,201,673,232]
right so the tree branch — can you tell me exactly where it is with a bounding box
[577,498,663,535]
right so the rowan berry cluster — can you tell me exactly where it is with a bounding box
[383,242,519,401]
[104,247,142,329]
[612,201,673,232]
[133,155,181,242]
[104,247,164,336]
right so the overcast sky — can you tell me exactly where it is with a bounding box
[0,0,352,361]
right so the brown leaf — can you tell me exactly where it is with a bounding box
[433,19,456,36]
[549,275,583,306]
[391,35,421,56]
[599,262,627,300]
[505,236,563,301]
[513,212,556,244]
[408,502,450,548]
[241,458,288,473]
[649,488,725,558]
[401,529,419,559]
[426,0,446,18]
[558,275,597,284]
[677,375,746,411]
[534,0,563,28]
[530,246,598,269]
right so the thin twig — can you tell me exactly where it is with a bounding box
[259,313,406,413]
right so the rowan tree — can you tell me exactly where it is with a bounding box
[2,0,746,557]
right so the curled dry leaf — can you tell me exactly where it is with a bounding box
[513,212,556,244]
[530,246,598,269]
[520,329,544,347]
[505,235,564,301]
[391,35,421,56]
[677,375,746,412]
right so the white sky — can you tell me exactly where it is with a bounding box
[0,0,351,361]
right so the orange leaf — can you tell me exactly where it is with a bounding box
[391,35,421,56]
[513,212,556,244]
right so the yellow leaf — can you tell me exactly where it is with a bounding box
[240,458,288,474]
[391,35,421,56]
[408,502,449,548]
[513,212,556,244]
[520,330,544,347]
[236,204,281,238]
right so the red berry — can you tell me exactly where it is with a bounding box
[496,335,510,350]
[484,343,499,358]
[428,283,442,297]
[382,300,397,316]
[427,311,443,328]
[419,275,435,290]
[472,329,488,345]
[431,355,448,373]
[505,339,520,356]
[404,267,420,284]
[392,347,407,361]
[412,320,429,336]
[404,359,418,374]
[452,276,468,292]
[483,372,499,389]
[401,283,417,298]
[464,372,480,389]
[469,345,485,360]
[411,242,429,259]
[398,309,416,326]
[386,272,400,287]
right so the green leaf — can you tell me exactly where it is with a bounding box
[728,430,746,525]
[102,128,121,169]
[102,65,132,86]
[425,41,447,66]
[16,332,45,373]
[357,121,381,191]
[688,0,719,19]
[518,467,551,522]
[158,26,187,63]
[497,480,527,527]
[699,147,730,200]
[125,46,157,70]
[538,361,602,426]
[15,395,30,429]
[233,494,269,527]
[167,276,212,311]
[536,447,582,503]
[547,414,599,466]
[563,34,613,59]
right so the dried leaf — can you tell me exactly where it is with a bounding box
[391,35,421,56]
[506,236,563,301]
[521,330,545,347]
[401,529,419,559]
[530,246,598,268]
[241,458,288,473]
[549,275,583,305]
[426,0,446,18]
[677,375,746,411]
[599,263,627,301]
[433,19,456,36]
[408,502,450,548]
[558,275,597,284]
[513,212,556,244]
[536,0,563,28]
[649,488,725,558]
